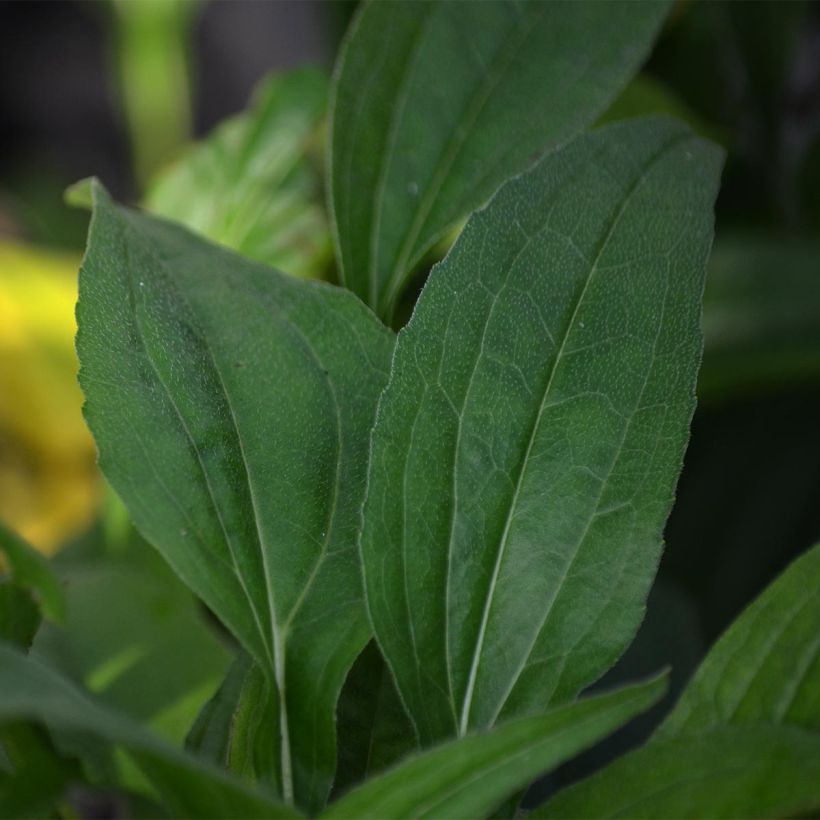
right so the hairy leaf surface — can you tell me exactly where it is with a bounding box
[0,644,297,819]
[147,69,330,279]
[360,119,722,744]
[323,676,665,819]
[76,182,394,810]
[330,0,671,317]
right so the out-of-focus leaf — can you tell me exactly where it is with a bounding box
[323,677,666,819]
[32,529,231,748]
[0,723,79,819]
[76,181,394,811]
[360,118,722,744]
[537,543,820,818]
[598,74,725,144]
[700,235,820,398]
[0,643,298,819]
[0,521,64,623]
[0,584,40,648]
[330,0,671,318]
[0,241,99,552]
[146,69,331,279]
[333,641,416,798]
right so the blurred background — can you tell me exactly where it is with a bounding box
[1,0,819,808]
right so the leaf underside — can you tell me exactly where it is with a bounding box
[360,118,723,745]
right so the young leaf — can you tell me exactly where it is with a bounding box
[330,0,671,318]
[360,118,723,744]
[536,543,820,818]
[146,69,331,279]
[323,676,666,819]
[76,182,394,810]
[0,643,298,819]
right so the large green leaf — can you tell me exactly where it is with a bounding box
[323,676,665,819]
[146,69,331,279]
[537,543,820,818]
[75,182,394,811]
[360,118,722,745]
[0,644,296,819]
[329,0,671,318]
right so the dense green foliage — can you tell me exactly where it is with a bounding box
[2,2,819,818]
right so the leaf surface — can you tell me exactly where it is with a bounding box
[539,724,820,819]
[0,643,297,819]
[76,182,394,810]
[537,543,820,818]
[330,0,671,317]
[658,541,820,736]
[147,69,330,279]
[360,118,722,744]
[323,676,665,819]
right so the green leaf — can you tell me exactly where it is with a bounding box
[658,542,820,736]
[146,69,331,279]
[329,0,671,318]
[323,676,666,819]
[32,530,232,749]
[360,118,722,744]
[76,181,395,810]
[538,725,820,819]
[333,641,417,798]
[0,643,297,819]
[536,543,820,818]
[0,583,40,648]
[699,234,820,399]
[0,521,65,624]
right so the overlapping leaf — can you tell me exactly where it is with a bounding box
[147,69,331,279]
[330,0,671,318]
[76,182,394,811]
[324,676,665,819]
[360,118,722,744]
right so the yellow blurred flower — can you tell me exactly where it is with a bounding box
[0,240,100,552]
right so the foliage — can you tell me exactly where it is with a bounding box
[2,2,819,819]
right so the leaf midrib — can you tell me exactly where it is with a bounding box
[456,133,689,732]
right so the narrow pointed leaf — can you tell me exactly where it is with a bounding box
[323,676,666,819]
[0,644,297,819]
[147,69,331,279]
[330,0,671,317]
[536,543,820,818]
[659,541,820,736]
[538,724,820,819]
[76,182,394,811]
[360,119,722,744]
